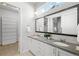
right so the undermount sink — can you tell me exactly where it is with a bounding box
[53,42,69,47]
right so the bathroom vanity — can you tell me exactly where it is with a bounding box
[31,4,79,56]
[27,35,79,56]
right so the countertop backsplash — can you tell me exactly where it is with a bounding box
[34,32,78,44]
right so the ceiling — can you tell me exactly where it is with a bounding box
[28,2,46,10]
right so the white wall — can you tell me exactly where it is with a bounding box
[8,2,35,53]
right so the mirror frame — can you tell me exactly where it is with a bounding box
[35,4,79,37]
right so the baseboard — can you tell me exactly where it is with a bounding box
[0,39,18,46]
[2,39,17,45]
[1,41,18,46]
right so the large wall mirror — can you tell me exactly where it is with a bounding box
[35,7,78,36]
[35,18,44,31]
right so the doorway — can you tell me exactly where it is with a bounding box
[0,3,20,56]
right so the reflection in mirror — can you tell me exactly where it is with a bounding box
[53,16,62,33]
[35,7,77,36]
[45,7,77,36]
[36,18,44,31]
[44,18,48,32]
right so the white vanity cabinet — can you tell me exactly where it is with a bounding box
[30,38,44,55]
[58,49,76,56]
[30,38,58,56]
[30,39,37,55]
[28,37,76,56]
[38,41,53,56]
[40,42,59,56]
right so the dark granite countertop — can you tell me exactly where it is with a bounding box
[27,35,79,56]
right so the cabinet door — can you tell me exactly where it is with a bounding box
[38,41,46,56]
[28,37,32,50]
[40,42,58,56]
[31,39,59,56]
[44,43,54,56]
[31,39,41,56]
[31,39,36,55]
[39,41,55,56]
[31,39,54,56]
[58,49,76,56]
